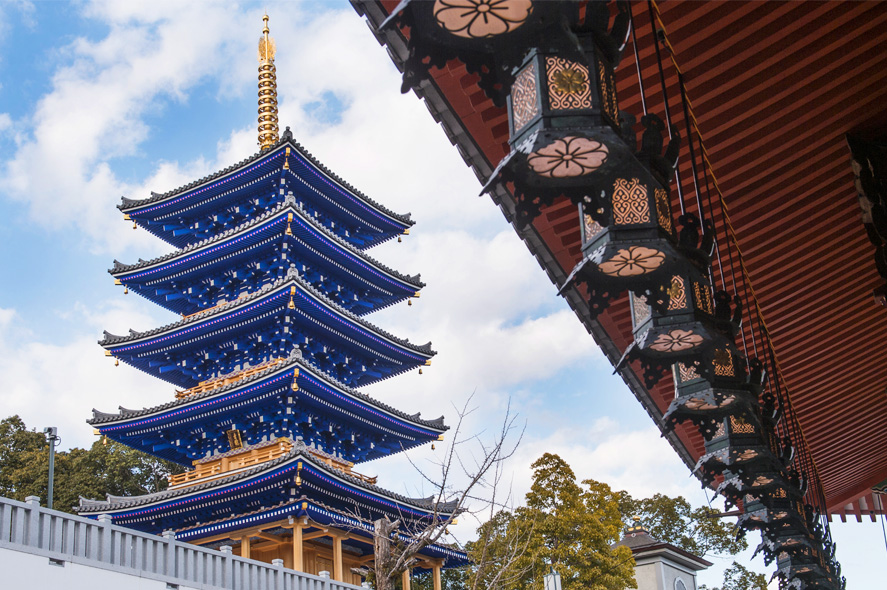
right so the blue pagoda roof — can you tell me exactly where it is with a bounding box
[100,268,434,388]
[120,132,412,250]
[88,351,445,466]
[77,442,459,534]
[111,195,423,317]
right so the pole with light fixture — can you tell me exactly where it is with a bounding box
[43,427,59,510]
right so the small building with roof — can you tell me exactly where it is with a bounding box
[615,522,712,590]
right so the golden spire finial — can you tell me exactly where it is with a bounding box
[257,13,280,150]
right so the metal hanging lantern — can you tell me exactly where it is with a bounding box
[480,26,636,227]
[662,351,765,434]
[693,411,786,497]
[381,1,630,107]
[615,253,741,387]
[739,492,809,539]
[556,174,697,318]
[381,0,586,106]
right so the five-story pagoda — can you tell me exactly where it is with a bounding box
[78,15,465,586]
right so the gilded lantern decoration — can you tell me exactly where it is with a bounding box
[692,409,786,498]
[381,1,631,106]
[556,174,689,319]
[481,35,639,227]
[739,492,809,538]
[662,351,766,434]
[615,250,740,388]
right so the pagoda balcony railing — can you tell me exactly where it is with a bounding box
[175,357,288,399]
[180,292,251,321]
[0,495,359,590]
[305,448,378,486]
[169,438,296,488]
[168,439,378,489]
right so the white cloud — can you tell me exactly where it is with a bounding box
[0,1,259,254]
[0,301,175,449]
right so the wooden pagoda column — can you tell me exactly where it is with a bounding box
[332,534,344,581]
[292,520,304,571]
[432,561,442,590]
[402,569,411,590]
[240,535,251,559]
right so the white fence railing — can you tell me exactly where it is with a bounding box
[0,495,362,590]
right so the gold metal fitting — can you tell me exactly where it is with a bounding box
[115,358,119,367]
[286,212,293,236]
[418,368,423,375]
[114,279,122,286]
[288,286,296,309]
[124,287,128,295]
[133,221,137,230]
[407,299,412,306]
[257,14,279,150]
[284,146,291,170]
[123,214,131,221]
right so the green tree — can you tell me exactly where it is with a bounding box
[0,415,184,512]
[411,566,469,590]
[472,453,636,590]
[699,562,768,590]
[621,493,746,557]
[0,415,52,501]
[472,453,766,590]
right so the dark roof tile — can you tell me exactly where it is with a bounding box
[120,134,413,227]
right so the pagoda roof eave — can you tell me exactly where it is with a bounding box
[172,496,469,566]
[119,135,414,229]
[88,351,447,435]
[100,268,435,357]
[77,444,459,521]
[110,196,424,290]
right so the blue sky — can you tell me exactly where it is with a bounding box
[0,1,881,587]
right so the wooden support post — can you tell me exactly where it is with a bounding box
[333,534,344,581]
[241,535,251,559]
[293,521,303,572]
[432,562,442,590]
[402,569,411,590]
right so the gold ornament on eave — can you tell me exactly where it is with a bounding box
[257,13,280,150]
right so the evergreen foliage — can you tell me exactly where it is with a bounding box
[471,453,764,590]
[699,562,768,590]
[471,453,636,590]
[0,415,184,512]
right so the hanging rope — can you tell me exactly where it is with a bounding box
[646,0,830,511]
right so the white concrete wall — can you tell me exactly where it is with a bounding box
[0,547,199,590]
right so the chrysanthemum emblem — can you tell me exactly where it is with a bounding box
[527,136,608,178]
[684,397,717,411]
[433,0,533,39]
[736,449,759,461]
[649,329,704,353]
[598,246,665,277]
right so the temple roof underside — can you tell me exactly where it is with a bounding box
[177,497,469,569]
